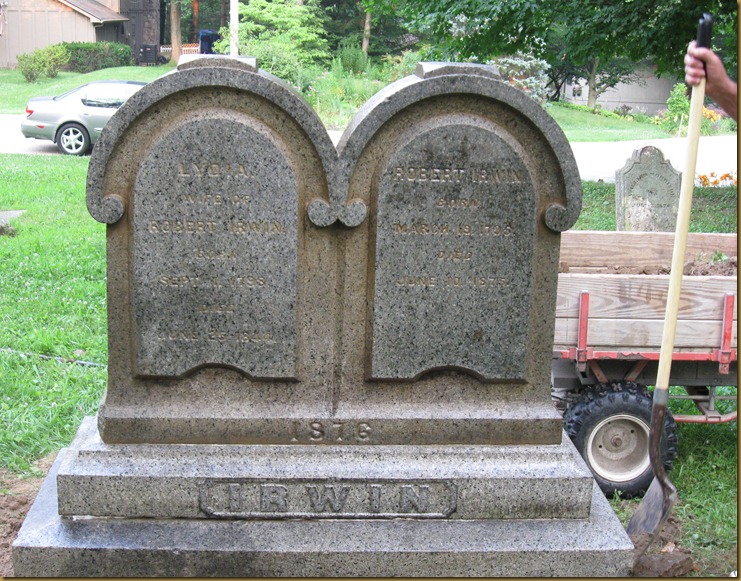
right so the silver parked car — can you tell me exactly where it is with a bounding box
[21,80,147,155]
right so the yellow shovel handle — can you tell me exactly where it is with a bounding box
[654,79,706,400]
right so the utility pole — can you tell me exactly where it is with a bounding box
[230,0,238,55]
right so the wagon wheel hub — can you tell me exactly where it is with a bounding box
[586,414,650,483]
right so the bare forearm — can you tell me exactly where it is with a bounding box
[706,78,737,122]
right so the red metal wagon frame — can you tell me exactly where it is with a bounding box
[555,290,738,423]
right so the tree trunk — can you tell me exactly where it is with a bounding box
[361,11,371,55]
[587,58,599,109]
[170,0,182,62]
[192,0,199,43]
[220,0,228,28]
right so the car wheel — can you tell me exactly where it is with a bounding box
[563,382,679,499]
[56,123,91,156]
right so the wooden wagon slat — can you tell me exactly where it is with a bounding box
[560,230,737,268]
[554,317,738,350]
[556,274,737,320]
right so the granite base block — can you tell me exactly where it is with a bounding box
[56,417,593,520]
[13,426,634,577]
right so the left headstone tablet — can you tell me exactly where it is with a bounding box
[85,56,343,443]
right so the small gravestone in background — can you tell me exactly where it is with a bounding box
[615,145,681,231]
[0,210,24,237]
[13,56,633,577]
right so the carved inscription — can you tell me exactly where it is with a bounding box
[199,480,458,519]
[370,124,535,380]
[623,172,678,231]
[289,420,372,443]
[131,118,298,378]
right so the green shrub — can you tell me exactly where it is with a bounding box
[239,36,306,86]
[659,82,691,134]
[301,57,387,129]
[39,44,70,78]
[61,42,134,73]
[293,64,323,94]
[214,0,330,85]
[716,116,738,133]
[16,52,46,83]
[381,49,422,81]
[337,40,367,75]
[17,44,71,82]
[631,111,653,124]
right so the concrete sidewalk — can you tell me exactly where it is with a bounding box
[1,114,737,183]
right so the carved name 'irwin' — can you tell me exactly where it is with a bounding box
[200,481,458,519]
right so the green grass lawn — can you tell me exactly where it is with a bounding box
[546,102,674,141]
[574,181,738,232]
[0,155,106,473]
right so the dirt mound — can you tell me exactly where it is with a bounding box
[0,454,55,577]
[561,256,737,276]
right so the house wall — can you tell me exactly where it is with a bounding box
[96,22,123,43]
[98,0,121,11]
[0,0,96,68]
[563,66,678,116]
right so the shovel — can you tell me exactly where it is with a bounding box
[625,12,713,555]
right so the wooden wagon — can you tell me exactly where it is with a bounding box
[552,230,737,497]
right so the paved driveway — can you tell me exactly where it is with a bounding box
[0,114,58,155]
[1,113,737,183]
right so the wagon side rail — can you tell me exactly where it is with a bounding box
[554,283,737,424]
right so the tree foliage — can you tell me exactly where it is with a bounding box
[488,51,549,103]
[365,0,737,95]
[320,0,419,57]
[213,0,330,82]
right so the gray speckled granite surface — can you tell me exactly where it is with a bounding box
[14,440,633,577]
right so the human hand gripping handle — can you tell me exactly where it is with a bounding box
[684,14,737,120]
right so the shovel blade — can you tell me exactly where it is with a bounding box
[626,476,678,555]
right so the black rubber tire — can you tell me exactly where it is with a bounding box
[56,123,91,156]
[563,382,679,499]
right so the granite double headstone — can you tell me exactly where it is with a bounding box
[615,145,681,231]
[13,56,633,577]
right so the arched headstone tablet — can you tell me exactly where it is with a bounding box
[615,145,681,231]
[86,57,349,442]
[324,63,581,432]
[131,114,299,378]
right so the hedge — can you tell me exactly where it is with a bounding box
[61,42,134,73]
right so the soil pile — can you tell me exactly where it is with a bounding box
[561,256,737,276]
[0,455,54,577]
